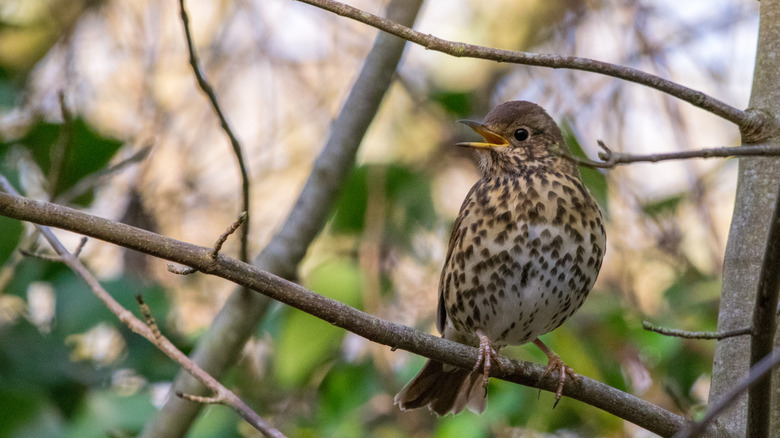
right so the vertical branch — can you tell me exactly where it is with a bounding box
[709,0,780,435]
[140,1,424,437]
[748,178,780,436]
[178,0,251,264]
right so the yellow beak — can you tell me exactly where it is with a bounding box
[456,120,510,149]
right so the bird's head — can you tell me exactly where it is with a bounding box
[456,100,577,177]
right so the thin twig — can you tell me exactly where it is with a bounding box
[559,141,780,169]
[0,178,285,438]
[166,212,247,276]
[168,264,197,275]
[176,392,222,405]
[210,212,247,259]
[19,236,88,262]
[55,145,153,204]
[0,190,694,437]
[178,0,251,264]
[294,0,773,138]
[672,348,780,438]
[48,91,75,198]
[642,321,751,340]
[136,295,163,341]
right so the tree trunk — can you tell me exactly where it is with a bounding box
[708,1,780,436]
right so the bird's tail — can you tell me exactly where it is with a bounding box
[394,359,486,416]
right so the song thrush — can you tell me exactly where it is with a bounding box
[395,100,606,415]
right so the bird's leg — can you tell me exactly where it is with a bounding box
[532,338,579,407]
[472,330,503,393]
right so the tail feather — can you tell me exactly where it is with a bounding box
[394,359,486,416]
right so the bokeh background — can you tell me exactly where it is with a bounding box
[0,0,760,436]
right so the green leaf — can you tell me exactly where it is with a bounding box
[12,117,123,205]
[560,120,609,219]
[273,260,363,387]
[331,164,436,246]
[642,194,685,218]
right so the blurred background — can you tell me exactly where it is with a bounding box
[0,0,759,436]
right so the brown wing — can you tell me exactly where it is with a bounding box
[436,185,475,334]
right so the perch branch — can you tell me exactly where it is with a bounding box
[0,191,693,437]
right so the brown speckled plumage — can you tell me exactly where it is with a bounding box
[395,101,606,415]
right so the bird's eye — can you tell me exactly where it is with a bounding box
[514,128,529,141]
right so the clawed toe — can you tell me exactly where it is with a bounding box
[472,331,502,393]
[532,338,579,407]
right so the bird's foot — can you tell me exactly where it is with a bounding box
[542,354,579,407]
[533,338,580,407]
[472,330,503,393]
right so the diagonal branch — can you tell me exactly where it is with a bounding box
[142,1,424,436]
[294,0,774,140]
[0,191,694,438]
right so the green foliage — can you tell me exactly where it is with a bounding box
[1,117,123,205]
[273,259,364,387]
[331,163,437,247]
[560,120,610,218]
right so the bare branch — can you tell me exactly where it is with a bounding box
[178,0,251,264]
[673,349,780,438]
[0,191,693,437]
[210,211,247,259]
[294,0,773,138]
[0,179,285,438]
[642,321,751,340]
[560,141,780,169]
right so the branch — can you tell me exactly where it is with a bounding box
[642,321,751,340]
[560,141,780,169]
[673,348,780,438]
[144,1,424,436]
[747,176,780,437]
[0,192,693,438]
[294,0,774,139]
[178,0,250,264]
[0,180,284,438]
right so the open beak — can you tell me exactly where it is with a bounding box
[455,120,509,149]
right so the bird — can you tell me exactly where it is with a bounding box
[394,100,606,416]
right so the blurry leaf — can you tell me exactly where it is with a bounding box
[64,390,156,438]
[642,194,685,218]
[436,414,488,438]
[560,120,609,218]
[316,362,381,437]
[0,386,62,438]
[0,215,23,267]
[10,117,123,205]
[274,260,363,387]
[431,90,473,118]
[331,164,436,246]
